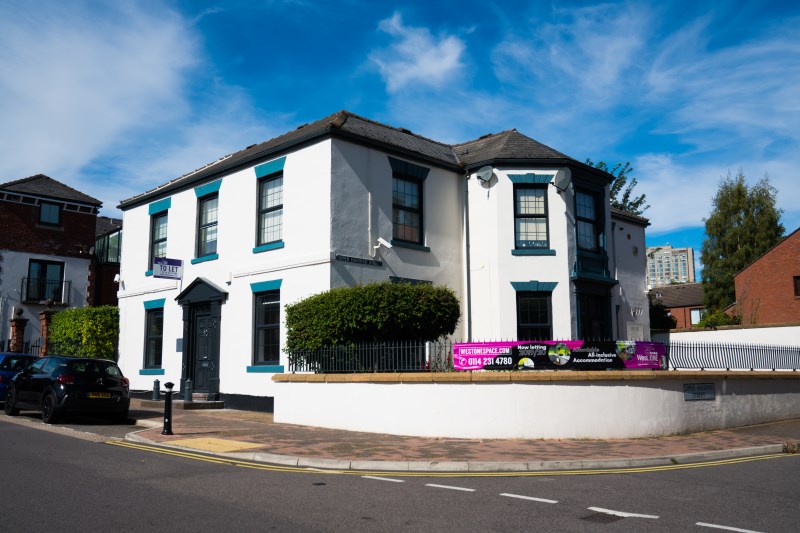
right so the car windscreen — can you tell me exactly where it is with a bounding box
[0,356,34,371]
[66,360,123,377]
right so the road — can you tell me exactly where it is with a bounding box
[2,418,799,532]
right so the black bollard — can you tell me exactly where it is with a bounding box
[162,382,174,435]
[184,379,193,403]
[151,379,160,401]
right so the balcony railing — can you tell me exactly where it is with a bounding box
[21,278,71,305]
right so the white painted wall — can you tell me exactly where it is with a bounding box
[329,140,465,325]
[654,326,800,345]
[275,377,800,439]
[467,168,576,340]
[118,140,333,395]
[610,215,651,340]
[118,137,468,397]
[0,249,90,342]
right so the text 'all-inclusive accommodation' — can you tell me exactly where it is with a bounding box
[116,111,650,408]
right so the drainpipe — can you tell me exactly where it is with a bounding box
[463,170,472,341]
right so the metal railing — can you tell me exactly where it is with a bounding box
[2,338,39,356]
[21,278,71,305]
[666,341,800,370]
[287,339,800,373]
[288,339,454,373]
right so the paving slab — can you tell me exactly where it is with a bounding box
[127,399,800,472]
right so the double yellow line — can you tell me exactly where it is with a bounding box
[106,440,795,477]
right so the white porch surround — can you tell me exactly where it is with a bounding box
[273,371,800,439]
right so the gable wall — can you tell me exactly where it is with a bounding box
[734,230,800,325]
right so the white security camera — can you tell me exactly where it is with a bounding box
[377,237,392,249]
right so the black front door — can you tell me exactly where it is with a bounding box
[176,277,227,401]
[192,307,215,393]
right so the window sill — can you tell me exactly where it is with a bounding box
[247,365,284,373]
[191,253,219,265]
[253,241,284,254]
[390,240,430,252]
[139,368,165,375]
[512,249,556,256]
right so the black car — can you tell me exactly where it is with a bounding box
[4,356,130,423]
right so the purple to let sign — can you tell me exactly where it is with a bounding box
[153,258,183,280]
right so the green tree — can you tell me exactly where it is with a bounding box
[585,159,649,215]
[701,171,784,311]
[648,295,677,332]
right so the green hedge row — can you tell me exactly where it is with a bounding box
[49,306,119,359]
[285,282,460,351]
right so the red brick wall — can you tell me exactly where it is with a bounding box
[669,305,704,329]
[734,230,800,325]
[0,200,96,258]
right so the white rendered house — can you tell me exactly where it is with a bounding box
[116,111,650,409]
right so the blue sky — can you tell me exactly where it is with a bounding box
[2,0,798,274]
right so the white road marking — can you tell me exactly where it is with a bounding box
[361,476,404,483]
[588,507,659,519]
[425,483,476,492]
[500,493,558,504]
[696,522,764,533]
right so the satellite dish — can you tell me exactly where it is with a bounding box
[476,166,494,184]
[552,168,571,192]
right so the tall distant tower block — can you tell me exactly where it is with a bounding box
[646,245,695,288]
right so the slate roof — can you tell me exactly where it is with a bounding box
[650,283,704,308]
[611,207,650,227]
[96,216,122,237]
[453,129,575,167]
[119,110,613,209]
[0,174,102,206]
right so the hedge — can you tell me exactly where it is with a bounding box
[48,306,119,359]
[285,282,460,351]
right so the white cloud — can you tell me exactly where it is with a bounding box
[491,3,651,108]
[0,1,285,217]
[0,2,197,182]
[370,12,466,93]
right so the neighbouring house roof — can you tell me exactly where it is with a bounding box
[96,216,122,237]
[119,110,615,210]
[0,174,102,206]
[611,207,650,227]
[650,283,704,308]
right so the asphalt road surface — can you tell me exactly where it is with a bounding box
[2,418,799,532]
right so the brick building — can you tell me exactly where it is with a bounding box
[0,174,101,350]
[733,227,800,325]
[649,282,705,329]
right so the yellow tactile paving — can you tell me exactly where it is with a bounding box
[169,437,263,453]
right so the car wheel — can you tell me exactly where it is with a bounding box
[41,394,60,424]
[4,388,20,416]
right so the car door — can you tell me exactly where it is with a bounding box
[31,357,61,404]
[14,358,48,407]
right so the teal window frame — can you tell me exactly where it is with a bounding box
[575,189,601,252]
[256,172,283,248]
[512,281,557,341]
[143,299,165,369]
[389,157,429,247]
[196,193,219,259]
[149,211,168,267]
[253,289,280,366]
[513,184,549,250]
